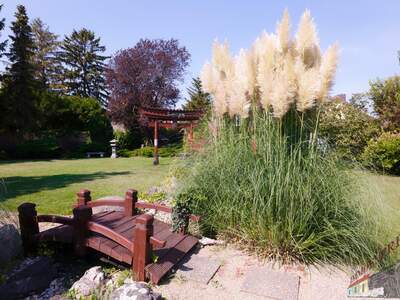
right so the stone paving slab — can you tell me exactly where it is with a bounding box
[241,267,300,300]
[175,254,221,284]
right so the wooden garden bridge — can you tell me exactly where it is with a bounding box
[18,189,200,284]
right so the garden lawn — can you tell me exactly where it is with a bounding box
[360,172,400,235]
[0,157,172,214]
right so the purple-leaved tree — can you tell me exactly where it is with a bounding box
[106,39,190,129]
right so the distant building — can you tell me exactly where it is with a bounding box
[333,94,346,102]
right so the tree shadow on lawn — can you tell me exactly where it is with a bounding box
[0,171,130,201]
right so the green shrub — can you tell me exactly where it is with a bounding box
[38,92,113,145]
[114,130,136,150]
[176,109,382,267]
[117,149,136,157]
[120,144,183,158]
[361,132,400,175]
[14,138,62,159]
[132,146,154,157]
[319,97,380,161]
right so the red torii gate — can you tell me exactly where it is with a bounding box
[139,107,204,165]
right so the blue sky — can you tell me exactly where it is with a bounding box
[2,0,400,106]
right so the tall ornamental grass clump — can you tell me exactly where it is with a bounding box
[177,10,382,266]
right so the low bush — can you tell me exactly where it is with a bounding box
[118,144,183,158]
[114,130,137,150]
[361,132,400,175]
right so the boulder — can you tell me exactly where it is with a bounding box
[109,279,162,300]
[70,266,105,298]
[0,256,56,300]
[0,224,22,264]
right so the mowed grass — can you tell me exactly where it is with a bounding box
[360,172,400,235]
[0,157,172,214]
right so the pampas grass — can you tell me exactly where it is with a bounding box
[177,110,382,267]
[201,9,339,118]
[180,9,382,268]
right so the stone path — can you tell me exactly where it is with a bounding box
[241,267,300,300]
[175,254,221,284]
[152,244,365,300]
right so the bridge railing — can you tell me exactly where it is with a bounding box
[18,187,199,282]
[76,188,200,230]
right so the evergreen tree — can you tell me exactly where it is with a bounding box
[58,28,109,106]
[0,4,7,59]
[182,77,211,111]
[2,5,38,134]
[0,4,7,132]
[31,18,60,89]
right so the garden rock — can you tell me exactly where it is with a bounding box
[198,237,224,247]
[70,266,105,298]
[0,256,56,300]
[0,224,22,264]
[110,279,162,300]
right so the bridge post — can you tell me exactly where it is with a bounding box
[73,205,92,257]
[18,203,39,255]
[124,189,138,217]
[76,189,91,206]
[133,214,154,281]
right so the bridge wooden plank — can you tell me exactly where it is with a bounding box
[86,235,104,250]
[152,227,173,250]
[111,244,132,264]
[152,219,170,236]
[76,210,199,283]
[92,211,123,226]
[91,211,114,221]
[86,233,132,264]
[98,222,136,260]
[96,214,134,232]
[146,235,198,284]
[37,225,73,243]
[113,219,137,235]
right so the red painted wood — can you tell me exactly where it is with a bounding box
[152,219,171,235]
[124,189,138,217]
[76,189,91,206]
[146,235,198,284]
[35,225,74,243]
[72,205,92,257]
[97,215,135,231]
[133,214,153,281]
[150,236,166,248]
[87,221,132,250]
[18,203,39,255]
[18,196,199,285]
[153,120,159,165]
[91,211,115,221]
[86,200,125,208]
[93,211,127,228]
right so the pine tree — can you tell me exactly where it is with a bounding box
[182,77,211,111]
[2,5,38,134]
[0,4,8,132]
[31,18,60,89]
[58,28,109,106]
[0,4,7,59]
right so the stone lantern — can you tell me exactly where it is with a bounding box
[110,139,117,159]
